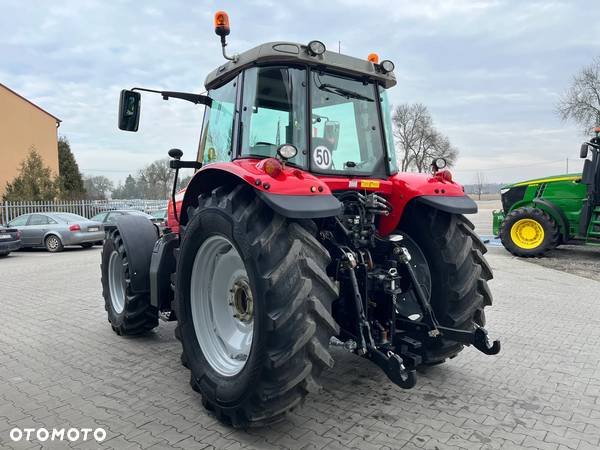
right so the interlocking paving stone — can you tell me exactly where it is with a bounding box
[1,246,600,449]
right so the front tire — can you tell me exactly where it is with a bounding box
[101,229,158,335]
[401,204,493,365]
[500,207,559,257]
[175,184,339,427]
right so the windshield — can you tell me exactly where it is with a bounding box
[310,71,386,176]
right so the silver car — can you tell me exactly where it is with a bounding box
[6,212,104,252]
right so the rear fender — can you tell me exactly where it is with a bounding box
[379,171,475,235]
[113,215,158,294]
[178,161,342,228]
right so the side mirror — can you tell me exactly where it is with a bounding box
[118,90,141,131]
[580,143,589,159]
[324,121,340,151]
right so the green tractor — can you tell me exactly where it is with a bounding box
[493,128,600,257]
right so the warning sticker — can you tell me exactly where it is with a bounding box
[360,180,380,189]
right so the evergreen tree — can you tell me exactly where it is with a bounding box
[112,174,139,199]
[3,147,58,201]
[57,136,85,199]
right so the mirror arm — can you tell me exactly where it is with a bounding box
[131,87,212,106]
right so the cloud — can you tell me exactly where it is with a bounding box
[0,0,598,185]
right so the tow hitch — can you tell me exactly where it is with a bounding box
[334,241,500,392]
[436,325,501,355]
[397,245,501,358]
[369,347,417,389]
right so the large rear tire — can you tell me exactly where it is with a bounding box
[175,184,339,427]
[101,229,158,335]
[400,203,493,365]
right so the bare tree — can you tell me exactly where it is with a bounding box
[84,176,113,200]
[392,103,458,172]
[557,57,600,133]
[138,158,173,199]
[473,171,486,200]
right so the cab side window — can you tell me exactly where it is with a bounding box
[199,77,238,164]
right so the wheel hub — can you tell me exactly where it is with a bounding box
[190,235,253,377]
[230,279,253,323]
[511,218,544,249]
[47,237,59,250]
[108,250,126,314]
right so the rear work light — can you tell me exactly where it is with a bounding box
[69,224,81,231]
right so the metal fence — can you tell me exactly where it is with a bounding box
[0,199,168,224]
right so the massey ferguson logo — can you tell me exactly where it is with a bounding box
[10,427,107,443]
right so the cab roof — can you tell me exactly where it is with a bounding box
[204,41,397,90]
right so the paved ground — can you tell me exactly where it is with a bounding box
[1,243,599,449]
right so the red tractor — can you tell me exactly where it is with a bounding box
[102,11,499,427]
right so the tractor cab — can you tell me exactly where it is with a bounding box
[197,41,399,180]
[579,128,600,237]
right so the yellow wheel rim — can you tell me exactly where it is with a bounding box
[510,218,545,249]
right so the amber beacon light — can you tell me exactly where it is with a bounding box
[214,11,230,37]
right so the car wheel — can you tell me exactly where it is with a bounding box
[81,243,94,249]
[0,252,9,258]
[45,235,64,253]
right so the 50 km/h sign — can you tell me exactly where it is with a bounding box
[313,145,332,170]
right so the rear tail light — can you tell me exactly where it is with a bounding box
[69,224,81,231]
[15,231,21,239]
[435,169,453,183]
[256,158,283,178]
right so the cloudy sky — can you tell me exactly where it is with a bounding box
[1,0,599,185]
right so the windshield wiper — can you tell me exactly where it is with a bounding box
[318,83,374,102]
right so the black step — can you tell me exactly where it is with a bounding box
[399,350,422,368]
[398,335,422,350]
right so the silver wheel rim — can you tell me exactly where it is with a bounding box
[108,250,126,314]
[47,236,59,250]
[190,235,253,377]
